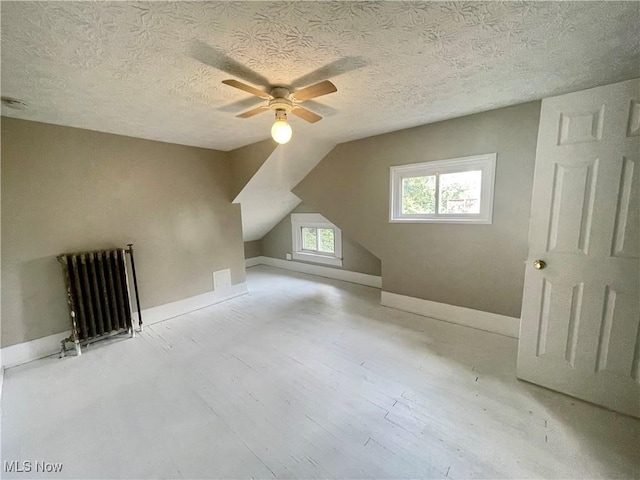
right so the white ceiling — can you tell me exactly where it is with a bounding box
[2,1,638,151]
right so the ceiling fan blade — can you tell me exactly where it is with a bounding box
[222,79,270,99]
[236,105,269,119]
[292,80,337,102]
[292,106,323,124]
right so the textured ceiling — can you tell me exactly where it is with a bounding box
[2,1,638,151]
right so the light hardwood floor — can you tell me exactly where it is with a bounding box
[2,265,639,479]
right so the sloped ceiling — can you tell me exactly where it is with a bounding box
[235,137,335,241]
[2,2,638,151]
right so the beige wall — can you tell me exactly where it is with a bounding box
[229,139,276,201]
[262,203,382,276]
[294,102,541,318]
[1,117,245,348]
[244,240,263,259]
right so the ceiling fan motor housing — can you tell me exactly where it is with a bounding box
[269,96,293,113]
[222,79,333,123]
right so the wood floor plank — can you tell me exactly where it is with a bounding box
[2,265,639,479]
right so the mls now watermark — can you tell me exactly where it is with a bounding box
[4,461,64,473]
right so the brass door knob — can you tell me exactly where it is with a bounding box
[533,260,547,270]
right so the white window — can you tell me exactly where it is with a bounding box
[390,153,496,224]
[291,213,342,266]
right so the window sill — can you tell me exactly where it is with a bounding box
[390,216,492,224]
[292,252,343,267]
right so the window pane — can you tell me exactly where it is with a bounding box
[318,228,335,253]
[401,176,436,214]
[438,170,482,214]
[302,227,317,250]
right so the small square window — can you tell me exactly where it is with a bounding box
[302,227,317,251]
[318,228,335,253]
[291,214,342,266]
[390,153,496,224]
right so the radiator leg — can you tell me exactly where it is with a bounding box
[74,340,82,357]
[130,326,136,338]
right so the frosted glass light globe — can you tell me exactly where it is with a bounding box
[271,120,292,144]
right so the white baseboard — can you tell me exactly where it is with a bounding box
[134,282,248,326]
[244,256,263,268]
[247,256,382,288]
[380,291,520,339]
[0,332,70,369]
[0,282,248,369]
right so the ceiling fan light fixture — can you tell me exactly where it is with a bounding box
[271,110,292,144]
[222,79,337,143]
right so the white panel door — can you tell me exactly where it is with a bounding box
[517,79,640,418]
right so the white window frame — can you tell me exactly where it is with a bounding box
[389,153,497,224]
[291,213,343,266]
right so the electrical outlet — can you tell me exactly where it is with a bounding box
[286,253,292,260]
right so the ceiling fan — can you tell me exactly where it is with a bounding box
[221,79,337,144]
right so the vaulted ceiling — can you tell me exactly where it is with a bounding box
[1,2,638,151]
